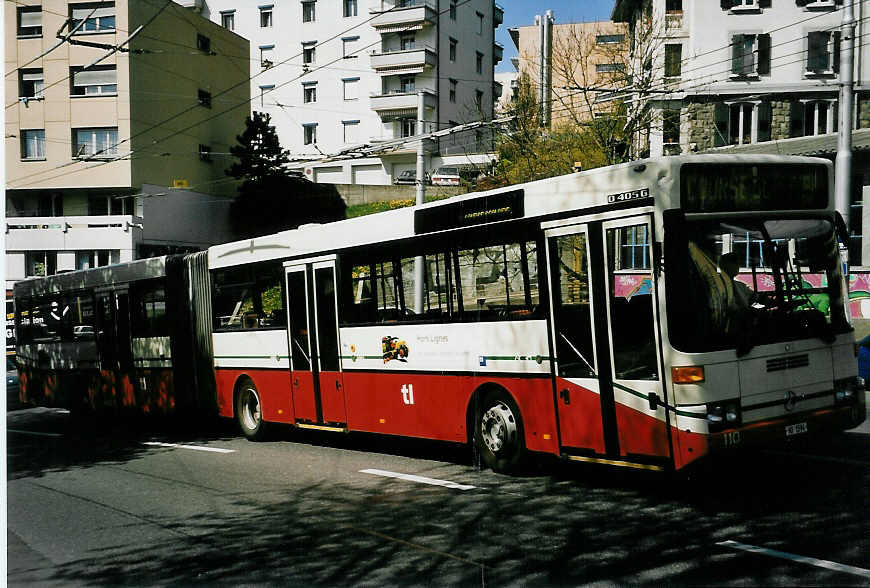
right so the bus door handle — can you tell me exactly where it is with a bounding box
[648,392,659,411]
[559,389,570,405]
[293,378,299,387]
[335,380,341,390]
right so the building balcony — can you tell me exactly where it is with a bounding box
[5,215,140,252]
[370,89,437,118]
[369,0,437,32]
[494,41,503,64]
[371,45,437,74]
[494,3,503,26]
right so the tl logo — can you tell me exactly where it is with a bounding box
[401,384,415,405]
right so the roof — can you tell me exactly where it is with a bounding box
[703,128,870,157]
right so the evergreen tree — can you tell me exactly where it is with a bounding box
[226,112,345,238]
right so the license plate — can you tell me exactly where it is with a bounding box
[785,422,808,436]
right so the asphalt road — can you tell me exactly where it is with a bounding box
[7,399,870,587]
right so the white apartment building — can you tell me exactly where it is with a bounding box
[196,0,504,184]
[5,0,250,291]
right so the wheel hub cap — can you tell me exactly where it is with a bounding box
[481,402,517,454]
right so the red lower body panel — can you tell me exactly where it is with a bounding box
[615,402,671,458]
[215,368,293,423]
[555,378,606,454]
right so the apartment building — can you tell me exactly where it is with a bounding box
[197,0,503,185]
[612,0,870,265]
[509,18,628,126]
[5,0,251,290]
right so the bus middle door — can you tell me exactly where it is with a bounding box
[285,259,347,427]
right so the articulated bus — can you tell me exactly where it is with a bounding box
[14,155,866,472]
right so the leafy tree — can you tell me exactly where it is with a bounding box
[226,111,345,238]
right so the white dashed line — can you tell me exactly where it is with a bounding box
[144,442,236,454]
[7,429,64,438]
[718,540,870,579]
[360,468,476,490]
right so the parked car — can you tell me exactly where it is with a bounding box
[393,170,418,185]
[430,166,461,186]
[7,355,21,410]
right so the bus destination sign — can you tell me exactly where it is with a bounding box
[414,189,524,234]
[607,188,650,204]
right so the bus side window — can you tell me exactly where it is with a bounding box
[256,263,285,328]
[344,263,376,324]
[212,267,255,330]
[372,261,401,321]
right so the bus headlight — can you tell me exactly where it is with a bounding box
[707,400,741,432]
[834,376,864,405]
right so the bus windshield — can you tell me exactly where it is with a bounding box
[667,214,850,354]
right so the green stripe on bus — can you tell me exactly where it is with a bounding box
[214,355,289,360]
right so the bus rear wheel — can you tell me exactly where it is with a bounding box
[476,390,526,473]
[236,378,267,441]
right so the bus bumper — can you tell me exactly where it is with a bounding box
[707,396,866,452]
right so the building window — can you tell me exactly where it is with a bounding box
[449,79,457,103]
[17,6,42,37]
[20,69,44,99]
[73,127,118,158]
[343,78,359,100]
[303,124,317,145]
[70,65,117,95]
[343,120,359,143]
[802,100,837,136]
[596,34,625,44]
[76,250,113,270]
[26,251,57,277]
[260,5,273,27]
[70,3,115,33]
[303,45,316,64]
[197,33,211,53]
[807,31,840,74]
[400,75,415,93]
[721,102,771,145]
[260,45,275,68]
[475,89,483,111]
[727,0,757,9]
[344,0,357,17]
[198,89,212,108]
[449,0,456,20]
[303,84,317,103]
[302,1,315,22]
[198,144,212,162]
[343,37,358,58]
[400,33,415,50]
[476,11,484,34]
[401,118,416,138]
[476,51,483,74]
[595,63,625,73]
[664,44,682,77]
[259,85,274,107]
[730,33,771,77]
[662,109,680,148]
[21,130,46,160]
[221,10,235,30]
[449,38,457,62]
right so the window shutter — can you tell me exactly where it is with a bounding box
[71,6,114,19]
[73,68,116,86]
[720,0,734,9]
[731,35,744,74]
[833,31,841,73]
[757,34,771,75]
[758,0,771,7]
[795,0,810,6]
[22,71,43,81]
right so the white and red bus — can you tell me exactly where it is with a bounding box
[16,155,866,472]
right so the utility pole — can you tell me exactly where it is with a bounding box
[414,91,425,313]
[835,0,855,237]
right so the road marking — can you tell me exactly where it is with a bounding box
[360,468,476,490]
[7,429,63,438]
[717,540,870,579]
[143,442,235,454]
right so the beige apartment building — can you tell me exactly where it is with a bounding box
[5,0,250,289]
[509,18,628,126]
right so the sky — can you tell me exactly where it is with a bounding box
[496,0,617,72]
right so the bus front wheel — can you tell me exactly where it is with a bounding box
[236,378,267,441]
[476,390,525,473]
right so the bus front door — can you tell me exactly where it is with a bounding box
[285,259,347,427]
[546,214,671,465]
